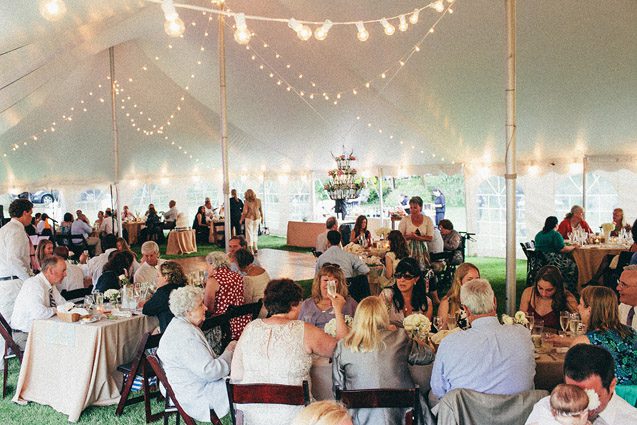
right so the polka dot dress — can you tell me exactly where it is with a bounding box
[211,267,250,339]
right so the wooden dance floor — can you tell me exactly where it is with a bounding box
[172,248,316,281]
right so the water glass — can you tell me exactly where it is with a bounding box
[83,295,94,311]
[95,292,104,310]
[447,314,458,330]
[559,311,570,333]
[433,316,443,332]
[526,314,535,331]
[531,319,544,349]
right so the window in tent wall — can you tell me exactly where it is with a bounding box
[186,183,219,221]
[475,176,527,256]
[262,179,280,232]
[555,173,618,231]
[130,184,171,216]
[75,188,111,223]
[288,177,312,221]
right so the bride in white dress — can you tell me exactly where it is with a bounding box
[230,279,347,425]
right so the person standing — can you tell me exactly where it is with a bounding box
[229,189,244,237]
[241,189,264,255]
[398,196,434,270]
[432,188,446,225]
[0,199,33,363]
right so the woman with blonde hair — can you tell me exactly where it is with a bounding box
[572,286,636,384]
[241,189,264,254]
[436,263,480,330]
[292,401,352,425]
[35,239,54,272]
[333,296,434,425]
[299,264,358,329]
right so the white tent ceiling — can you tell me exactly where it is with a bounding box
[1,0,636,189]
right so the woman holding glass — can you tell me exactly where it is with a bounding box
[350,215,372,248]
[571,286,637,384]
[398,196,434,270]
[436,263,480,330]
[519,265,578,331]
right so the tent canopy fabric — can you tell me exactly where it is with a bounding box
[1,0,636,189]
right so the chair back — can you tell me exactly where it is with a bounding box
[226,299,263,321]
[226,379,310,425]
[60,285,94,302]
[200,313,232,351]
[0,312,23,362]
[146,354,222,425]
[335,386,419,425]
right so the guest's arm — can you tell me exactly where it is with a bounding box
[351,255,370,275]
[519,287,532,313]
[304,323,337,358]
[142,291,165,316]
[430,349,449,399]
[331,343,346,395]
[204,276,220,312]
[384,254,395,279]
[436,298,450,330]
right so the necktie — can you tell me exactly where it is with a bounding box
[627,307,635,328]
[49,288,57,308]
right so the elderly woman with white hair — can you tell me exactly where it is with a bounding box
[156,286,235,422]
[205,251,248,339]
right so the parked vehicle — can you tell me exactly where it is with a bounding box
[13,190,59,204]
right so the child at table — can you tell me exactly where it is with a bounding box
[546,384,594,425]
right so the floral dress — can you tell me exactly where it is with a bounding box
[587,328,637,384]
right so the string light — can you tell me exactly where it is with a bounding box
[162,0,185,37]
[233,13,251,45]
[314,19,333,41]
[288,18,312,41]
[409,8,420,24]
[380,18,395,36]
[38,0,66,21]
[433,0,445,13]
[398,15,409,32]
[355,22,369,42]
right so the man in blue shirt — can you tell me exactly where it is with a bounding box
[430,279,535,403]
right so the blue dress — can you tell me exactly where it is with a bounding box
[587,328,637,384]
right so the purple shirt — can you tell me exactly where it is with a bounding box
[298,296,358,329]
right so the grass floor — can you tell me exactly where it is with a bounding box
[1,235,528,424]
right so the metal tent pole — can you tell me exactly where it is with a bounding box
[582,156,588,208]
[505,0,517,315]
[109,46,122,237]
[379,168,384,227]
[218,3,231,249]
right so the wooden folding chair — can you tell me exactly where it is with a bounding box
[0,312,23,398]
[225,379,310,425]
[146,354,222,425]
[335,385,420,425]
[115,332,163,422]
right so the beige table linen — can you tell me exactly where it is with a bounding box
[13,315,158,422]
[123,222,143,245]
[572,245,626,289]
[208,220,225,244]
[534,351,565,391]
[166,229,197,255]
[287,221,326,248]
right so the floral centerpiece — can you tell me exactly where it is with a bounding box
[363,255,383,266]
[343,242,365,255]
[323,315,354,337]
[119,274,131,287]
[104,289,120,305]
[375,227,391,239]
[403,313,432,341]
[501,311,529,326]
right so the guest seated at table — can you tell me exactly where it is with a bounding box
[520,265,578,330]
[525,344,637,424]
[332,296,435,425]
[381,258,433,323]
[431,278,534,403]
[617,265,637,331]
[557,205,593,239]
[142,261,187,333]
[316,231,370,280]
[141,204,164,243]
[316,216,338,255]
[163,200,178,229]
[427,227,444,255]
[384,230,410,280]
[121,205,134,221]
[93,210,104,232]
[71,212,100,255]
[11,256,67,350]
[95,250,134,293]
[438,219,464,265]
[204,252,248,340]
[570,286,637,385]
[299,264,357,329]
[535,216,579,292]
[235,248,270,303]
[193,205,210,243]
[231,279,347,425]
[54,246,87,292]
[437,263,480,330]
[34,239,54,273]
[156,286,235,422]
[60,212,74,234]
[99,209,118,238]
[292,401,353,425]
[612,208,632,237]
[116,237,141,275]
[350,215,372,248]
[81,233,117,284]
[134,241,163,285]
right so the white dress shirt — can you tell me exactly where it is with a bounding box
[618,303,637,331]
[163,207,178,223]
[82,248,117,284]
[0,218,32,281]
[11,273,66,333]
[156,317,232,422]
[99,216,118,235]
[59,262,85,292]
[427,228,444,254]
[134,260,164,285]
[525,392,637,425]
[71,219,93,241]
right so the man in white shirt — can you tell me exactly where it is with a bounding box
[81,234,118,285]
[617,265,637,331]
[11,256,67,350]
[315,216,338,255]
[204,197,216,220]
[99,209,118,236]
[163,200,178,230]
[525,344,637,425]
[0,199,33,368]
[54,246,87,293]
[134,241,163,285]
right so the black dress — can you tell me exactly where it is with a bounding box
[142,283,183,333]
[95,270,120,293]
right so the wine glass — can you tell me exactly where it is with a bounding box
[433,316,443,332]
[83,295,94,311]
[447,314,457,330]
[559,311,570,335]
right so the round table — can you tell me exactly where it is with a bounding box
[571,244,629,288]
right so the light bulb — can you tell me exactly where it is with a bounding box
[298,25,312,41]
[409,8,419,24]
[233,13,251,44]
[39,0,66,21]
[314,19,333,41]
[433,0,445,12]
[381,18,395,36]
[355,22,369,41]
[164,17,185,37]
[398,15,408,32]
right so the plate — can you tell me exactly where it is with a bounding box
[80,316,99,324]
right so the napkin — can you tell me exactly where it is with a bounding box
[430,327,461,345]
[57,302,75,313]
[111,310,132,318]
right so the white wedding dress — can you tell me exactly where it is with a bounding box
[231,319,312,425]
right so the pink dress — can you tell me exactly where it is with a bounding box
[211,267,249,339]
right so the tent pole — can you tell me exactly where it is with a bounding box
[310,171,316,221]
[582,156,588,208]
[505,0,517,315]
[379,167,384,227]
[217,3,231,249]
[109,46,122,237]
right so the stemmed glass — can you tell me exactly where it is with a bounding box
[83,295,94,311]
[433,316,443,332]
[559,311,570,335]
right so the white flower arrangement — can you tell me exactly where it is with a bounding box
[375,227,391,238]
[118,274,131,286]
[501,310,529,326]
[403,313,432,340]
[364,255,383,266]
[323,315,353,337]
[585,389,600,411]
[601,223,614,234]
[343,242,364,255]
[104,289,120,303]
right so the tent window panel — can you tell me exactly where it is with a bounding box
[75,187,111,222]
[555,173,618,230]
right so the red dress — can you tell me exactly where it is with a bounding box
[557,219,593,238]
[211,267,249,339]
